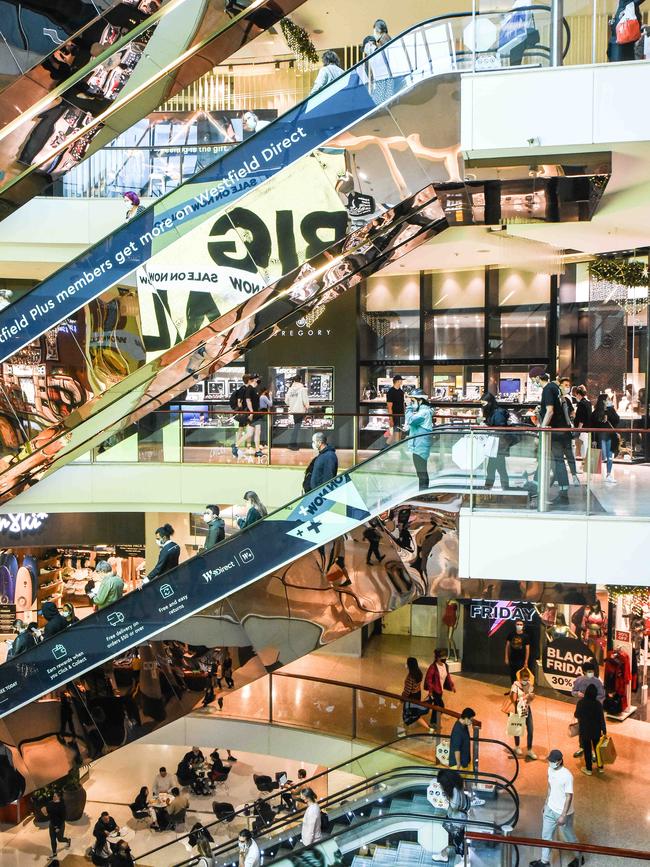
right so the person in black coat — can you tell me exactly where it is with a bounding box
[309,433,338,490]
[574,683,607,774]
[45,791,71,858]
[41,602,69,639]
[608,0,645,61]
[144,523,180,582]
[7,619,37,658]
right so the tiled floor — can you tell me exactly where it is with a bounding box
[2,634,648,864]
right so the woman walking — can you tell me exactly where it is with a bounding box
[400,656,432,734]
[592,392,620,484]
[506,667,537,760]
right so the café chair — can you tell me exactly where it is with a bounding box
[253,773,277,793]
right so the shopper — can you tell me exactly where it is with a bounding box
[310,49,343,93]
[124,191,145,221]
[373,17,391,46]
[449,708,476,769]
[202,505,225,551]
[424,648,456,731]
[42,601,69,639]
[571,385,592,460]
[536,371,570,506]
[7,618,37,658]
[480,391,510,490]
[592,392,620,484]
[405,389,434,490]
[286,375,310,451]
[238,829,261,867]
[507,667,537,760]
[130,786,151,823]
[386,374,405,444]
[362,521,384,565]
[189,821,214,860]
[168,786,190,819]
[300,787,322,846]
[232,372,254,458]
[574,683,606,776]
[237,491,267,528]
[558,377,580,486]
[504,618,531,685]
[92,561,124,610]
[143,523,180,583]
[571,660,605,759]
[530,750,581,867]
[222,650,235,688]
[247,373,265,458]
[46,791,71,859]
[437,768,470,860]
[62,602,80,626]
[308,433,338,490]
[400,656,431,732]
[607,0,643,61]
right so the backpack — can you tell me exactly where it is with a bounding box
[489,407,509,427]
[616,1,641,43]
[229,385,246,410]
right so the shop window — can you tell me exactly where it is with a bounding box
[423,312,484,359]
[360,277,420,360]
[498,269,550,306]
[499,310,547,357]
[425,269,485,310]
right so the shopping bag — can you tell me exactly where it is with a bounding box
[483,434,499,459]
[616,2,641,43]
[596,735,617,765]
[568,721,580,738]
[506,713,525,737]
[435,739,450,766]
[588,444,602,475]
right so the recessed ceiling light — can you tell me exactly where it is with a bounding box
[476,248,490,253]
[313,28,324,34]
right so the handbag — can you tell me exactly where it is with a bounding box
[588,442,602,475]
[616,2,641,43]
[501,695,513,715]
[506,713,525,737]
[596,734,617,765]
[568,720,580,738]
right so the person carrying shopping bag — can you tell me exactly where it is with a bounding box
[505,667,537,760]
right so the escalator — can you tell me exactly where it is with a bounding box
[0,9,610,502]
[0,0,305,216]
[2,435,461,800]
[138,738,520,867]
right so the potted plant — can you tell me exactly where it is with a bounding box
[62,766,87,822]
[30,783,54,825]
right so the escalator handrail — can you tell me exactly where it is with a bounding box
[467,830,650,861]
[0,3,553,323]
[213,808,512,867]
[0,423,491,678]
[137,760,519,864]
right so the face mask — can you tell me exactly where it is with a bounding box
[516,625,523,633]
[549,761,561,770]
[238,842,247,851]
[440,659,447,664]
[203,513,212,522]
[312,440,319,451]
[156,538,164,547]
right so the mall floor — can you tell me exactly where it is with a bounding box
[1,634,647,865]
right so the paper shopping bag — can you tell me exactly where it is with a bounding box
[596,735,617,765]
[506,713,525,737]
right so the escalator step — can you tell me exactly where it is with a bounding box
[371,846,398,863]
[396,841,429,864]
[351,857,374,867]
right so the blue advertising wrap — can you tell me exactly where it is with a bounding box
[0,458,420,719]
[0,74,375,362]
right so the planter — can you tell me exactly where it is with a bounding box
[63,785,87,822]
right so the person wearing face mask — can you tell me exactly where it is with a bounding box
[533,371,570,506]
[124,191,145,222]
[507,667,537,760]
[592,392,620,484]
[424,648,456,732]
[238,829,260,867]
[530,750,581,867]
[201,505,225,552]
[505,619,530,686]
[405,389,434,491]
[557,377,580,487]
[307,433,338,491]
[143,524,181,582]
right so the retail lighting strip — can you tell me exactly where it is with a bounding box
[0,0,273,194]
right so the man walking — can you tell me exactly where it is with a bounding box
[386,374,405,443]
[530,749,581,867]
[308,433,338,490]
[45,791,71,859]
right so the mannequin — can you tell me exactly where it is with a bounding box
[584,601,606,664]
[442,599,460,661]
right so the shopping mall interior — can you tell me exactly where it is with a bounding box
[0,0,650,865]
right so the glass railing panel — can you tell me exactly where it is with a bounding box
[270,675,353,738]
[467,832,650,867]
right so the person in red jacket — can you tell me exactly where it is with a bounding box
[425,648,456,732]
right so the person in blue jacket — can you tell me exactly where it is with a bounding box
[405,389,435,490]
[309,433,339,491]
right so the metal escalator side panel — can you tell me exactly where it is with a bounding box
[0,186,447,502]
[0,0,306,217]
[0,499,459,797]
